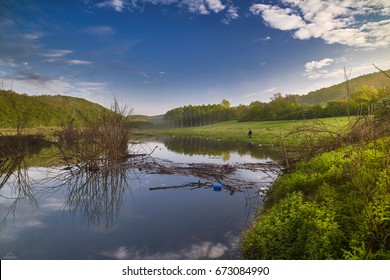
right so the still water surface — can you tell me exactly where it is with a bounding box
[0,137,280,260]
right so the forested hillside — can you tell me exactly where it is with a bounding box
[0,90,109,128]
[297,69,390,104]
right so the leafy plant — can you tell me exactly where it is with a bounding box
[242,192,343,259]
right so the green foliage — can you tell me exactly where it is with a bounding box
[0,90,109,128]
[242,192,343,259]
[376,95,390,119]
[164,101,234,128]
[129,120,154,129]
[243,138,390,259]
[239,84,390,122]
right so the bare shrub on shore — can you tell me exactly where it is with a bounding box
[280,115,390,166]
[280,66,390,165]
[57,99,133,171]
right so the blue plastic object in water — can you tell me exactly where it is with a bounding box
[213,183,222,191]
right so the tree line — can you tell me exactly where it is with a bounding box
[164,99,232,127]
[163,85,390,127]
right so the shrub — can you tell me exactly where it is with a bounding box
[57,99,132,170]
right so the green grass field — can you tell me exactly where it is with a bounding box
[146,117,352,145]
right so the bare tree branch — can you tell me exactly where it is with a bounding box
[373,63,390,79]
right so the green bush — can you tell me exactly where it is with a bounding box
[242,192,343,259]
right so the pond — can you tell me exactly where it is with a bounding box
[0,136,281,260]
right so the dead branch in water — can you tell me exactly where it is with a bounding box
[150,181,213,191]
[137,157,282,195]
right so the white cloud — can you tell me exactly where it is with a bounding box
[303,57,350,80]
[182,241,228,259]
[227,5,238,19]
[183,0,209,15]
[95,0,226,15]
[250,0,390,49]
[138,72,149,78]
[205,0,225,13]
[360,19,390,49]
[100,246,130,259]
[250,4,305,31]
[14,75,74,94]
[222,4,239,25]
[22,33,43,40]
[305,58,335,71]
[98,241,229,259]
[42,49,73,58]
[96,0,125,12]
[65,60,93,65]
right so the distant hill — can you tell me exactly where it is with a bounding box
[130,114,165,129]
[297,69,390,105]
[131,114,164,123]
[0,90,109,128]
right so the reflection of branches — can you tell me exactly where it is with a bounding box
[0,133,38,224]
[0,156,36,224]
[43,163,138,230]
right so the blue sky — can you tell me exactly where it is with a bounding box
[1,0,390,115]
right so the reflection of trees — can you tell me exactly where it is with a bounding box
[162,136,281,160]
[46,161,139,230]
[0,135,36,223]
[0,133,141,229]
[0,157,36,221]
[163,136,227,157]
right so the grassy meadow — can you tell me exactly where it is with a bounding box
[146,117,352,146]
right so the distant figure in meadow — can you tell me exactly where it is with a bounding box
[248,129,253,138]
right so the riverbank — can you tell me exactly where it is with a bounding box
[242,136,390,259]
